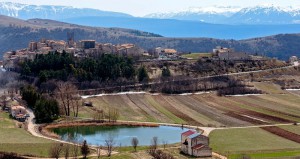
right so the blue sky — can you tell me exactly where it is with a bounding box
[0,0,300,16]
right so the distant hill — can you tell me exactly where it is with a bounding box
[0,2,132,19]
[145,5,300,25]
[0,15,299,60]
[61,16,300,39]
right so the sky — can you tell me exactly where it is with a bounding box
[0,0,300,16]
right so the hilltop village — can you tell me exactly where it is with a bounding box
[2,35,271,71]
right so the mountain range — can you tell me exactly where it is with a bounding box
[0,2,132,19]
[1,2,300,39]
[146,5,300,24]
[0,15,299,61]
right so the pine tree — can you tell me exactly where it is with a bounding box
[81,140,90,159]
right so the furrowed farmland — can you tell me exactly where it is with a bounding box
[80,83,300,127]
[79,82,300,158]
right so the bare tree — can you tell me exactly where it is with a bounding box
[64,144,70,159]
[49,143,63,159]
[108,108,119,122]
[131,137,139,152]
[105,136,115,157]
[71,136,80,159]
[151,137,158,150]
[93,109,104,121]
[55,82,80,117]
[162,140,168,150]
[64,135,72,159]
[96,145,102,159]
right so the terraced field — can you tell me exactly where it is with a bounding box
[80,82,300,128]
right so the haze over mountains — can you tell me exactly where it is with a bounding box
[1,2,300,39]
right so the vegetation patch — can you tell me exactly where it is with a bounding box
[209,128,300,157]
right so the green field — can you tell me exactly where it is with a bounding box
[0,111,56,157]
[209,128,300,158]
[181,53,212,59]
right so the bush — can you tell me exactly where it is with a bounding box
[0,152,25,159]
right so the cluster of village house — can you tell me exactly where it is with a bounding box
[3,33,283,71]
[1,95,28,122]
[2,37,184,70]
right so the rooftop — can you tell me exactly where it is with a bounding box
[188,133,202,139]
[192,144,205,150]
[182,130,196,137]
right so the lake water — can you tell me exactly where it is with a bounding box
[52,125,190,146]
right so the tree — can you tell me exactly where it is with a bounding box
[55,82,80,117]
[21,85,39,108]
[152,137,158,150]
[34,97,59,123]
[49,143,63,159]
[162,140,168,150]
[162,67,171,78]
[149,136,158,152]
[105,136,115,157]
[108,108,120,122]
[96,145,102,159]
[131,137,139,152]
[137,66,149,82]
[81,140,90,159]
[71,135,80,159]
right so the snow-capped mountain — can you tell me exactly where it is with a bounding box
[145,5,300,24]
[229,5,298,24]
[0,2,132,20]
[145,6,241,23]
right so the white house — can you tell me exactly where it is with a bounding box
[11,105,27,122]
[181,130,212,157]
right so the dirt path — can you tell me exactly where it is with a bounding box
[25,108,117,158]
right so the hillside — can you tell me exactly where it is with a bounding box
[0,15,300,60]
[61,16,300,39]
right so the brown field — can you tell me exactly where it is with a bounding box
[79,82,300,128]
[261,126,300,143]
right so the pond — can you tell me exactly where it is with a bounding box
[52,125,191,146]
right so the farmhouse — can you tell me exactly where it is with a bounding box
[11,105,27,122]
[213,46,249,60]
[181,130,212,157]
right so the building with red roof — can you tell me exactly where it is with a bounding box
[181,130,212,157]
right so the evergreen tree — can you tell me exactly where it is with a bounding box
[81,140,90,159]
[162,67,171,77]
[137,66,149,82]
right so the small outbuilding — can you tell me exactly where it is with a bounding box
[181,130,212,157]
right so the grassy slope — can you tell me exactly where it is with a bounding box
[0,111,55,157]
[209,128,300,158]
[181,53,212,59]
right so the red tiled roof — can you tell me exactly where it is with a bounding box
[182,130,196,137]
[192,144,205,150]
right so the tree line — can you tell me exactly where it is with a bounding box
[20,51,139,83]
